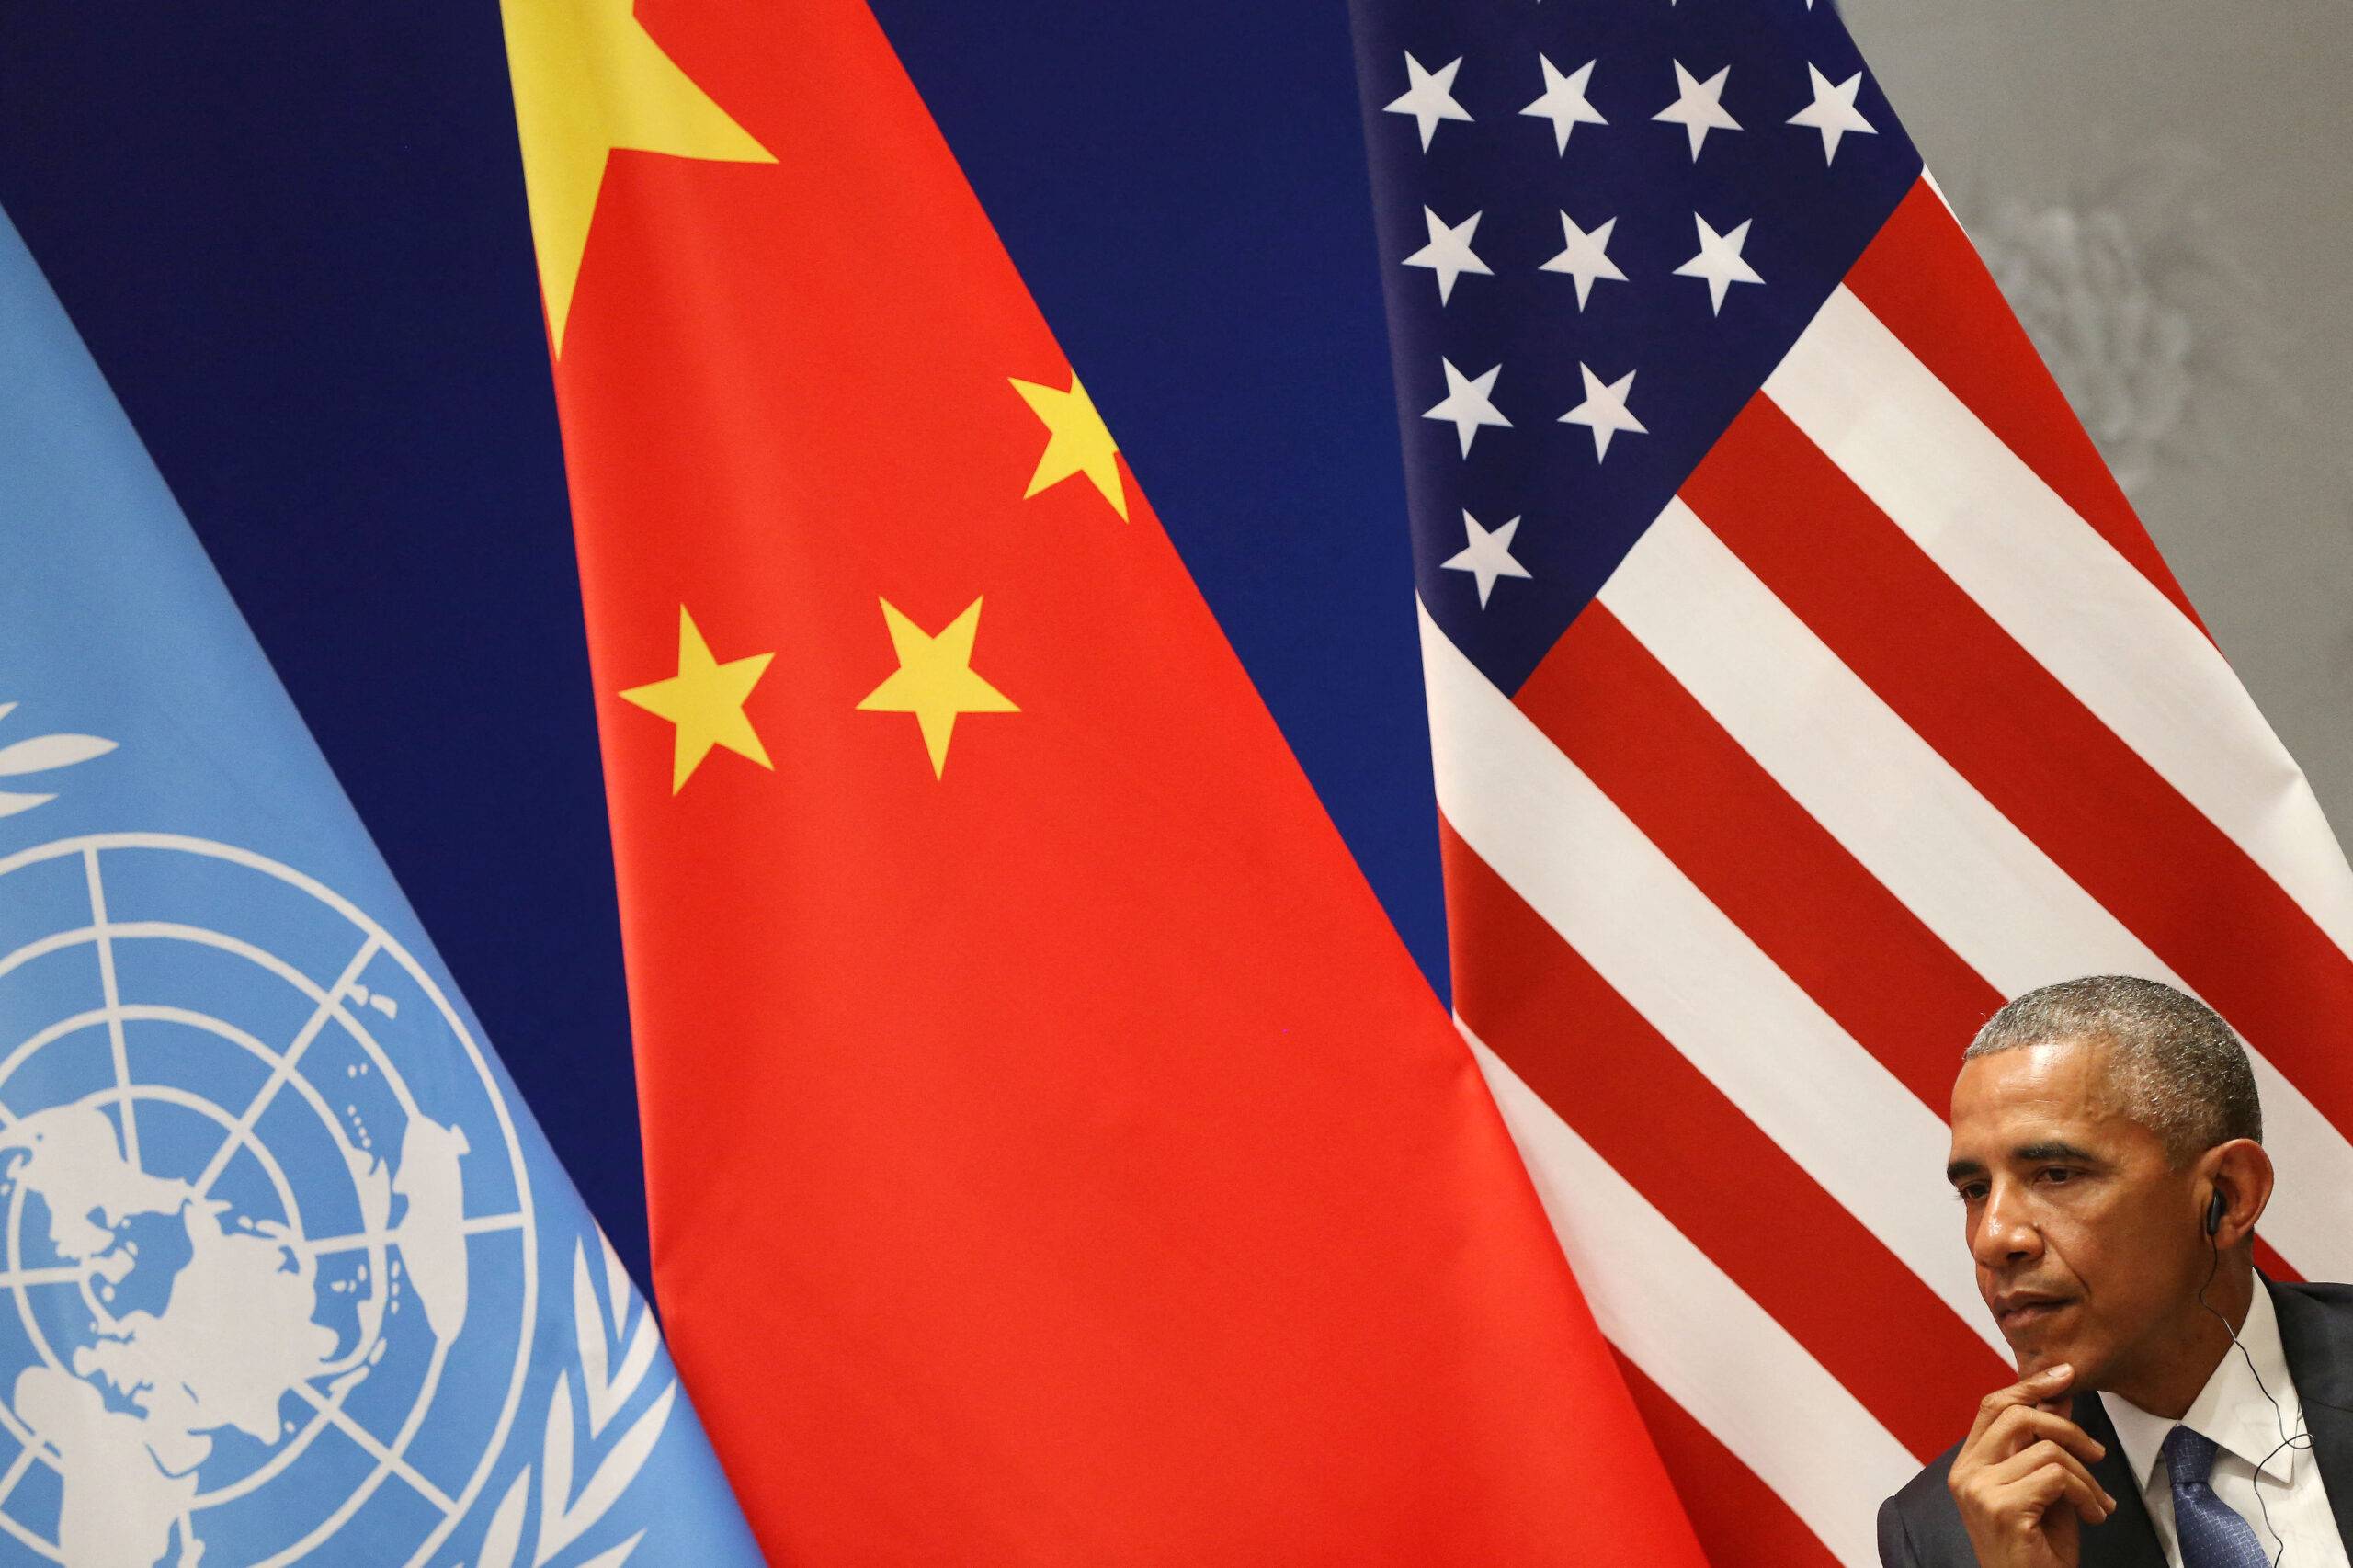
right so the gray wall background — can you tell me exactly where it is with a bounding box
[1842,0,2353,840]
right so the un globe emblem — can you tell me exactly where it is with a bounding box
[0,834,537,1567]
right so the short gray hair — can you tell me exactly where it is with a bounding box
[1963,975,2261,1163]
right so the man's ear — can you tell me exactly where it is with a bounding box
[2201,1139,2275,1249]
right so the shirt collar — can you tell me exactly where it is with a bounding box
[2100,1283,2302,1490]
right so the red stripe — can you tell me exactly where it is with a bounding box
[1844,179,2206,632]
[1516,602,2004,1114]
[1614,1350,1847,1568]
[1689,398,2353,1170]
[1441,818,2011,1461]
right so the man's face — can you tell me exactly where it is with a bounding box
[1946,1039,2204,1388]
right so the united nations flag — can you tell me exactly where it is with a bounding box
[0,208,761,1565]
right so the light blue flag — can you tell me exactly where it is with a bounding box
[0,209,762,1567]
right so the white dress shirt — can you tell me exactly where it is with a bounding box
[2100,1285,2348,1567]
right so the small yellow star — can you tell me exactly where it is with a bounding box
[618,607,775,792]
[1009,371,1128,519]
[856,597,1018,778]
[499,0,776,353]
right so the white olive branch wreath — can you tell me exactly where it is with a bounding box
[463,1233,676,1568]
[0,702,114,819]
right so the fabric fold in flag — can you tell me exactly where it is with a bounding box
[496,0,1706,1559]
[0,206,760,1567]
[1347,3,2353,1564]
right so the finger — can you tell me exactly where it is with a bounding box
[1983,1440,2119,1520]
[1965,1364,2076,1449]
[2010,1456,2115,1527]
[1955,1455,2110,1539]
[1982,1404,2109,1470]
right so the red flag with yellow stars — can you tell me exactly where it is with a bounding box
[498,0,1707,1560]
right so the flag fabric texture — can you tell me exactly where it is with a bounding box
[0,206,761,1568]
[497,0,1710,1561]
[1350,3,2353,1564]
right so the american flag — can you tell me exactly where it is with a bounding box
[1347,3,2353,1563]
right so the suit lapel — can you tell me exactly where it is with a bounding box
[2304,1400,2353,1551]
[2072,1390,2168,1568]
[2270,1281,2353,1550]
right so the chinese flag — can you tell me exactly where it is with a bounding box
[499,0,1706,1560]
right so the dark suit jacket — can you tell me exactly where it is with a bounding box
[1879,1280,2353,1567]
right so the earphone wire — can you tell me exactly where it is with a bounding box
[2195,1208,2310,1568]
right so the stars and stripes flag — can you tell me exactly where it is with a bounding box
[1350,3,2353,1565]
[497,0,1711,1559]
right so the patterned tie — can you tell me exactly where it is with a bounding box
[2163,1424,2273,1568]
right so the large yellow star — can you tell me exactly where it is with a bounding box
[1009,372,1128,519]
[856,597,1018,778]
[499,0,776,353]
[618,607,775,792]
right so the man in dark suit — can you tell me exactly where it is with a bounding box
[1880,975,2353,1568]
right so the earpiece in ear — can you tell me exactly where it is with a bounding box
[2206,1187,2227,1238]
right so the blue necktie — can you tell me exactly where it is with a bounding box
[2164,1424,2272,1567]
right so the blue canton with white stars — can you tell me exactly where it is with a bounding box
[1350,0,1925,697]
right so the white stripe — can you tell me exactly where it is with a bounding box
[1765,285,2353,963]
[1464,1024,1911,1568]
[1417,598,2002,1356]
[1599,501,2353,1280]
